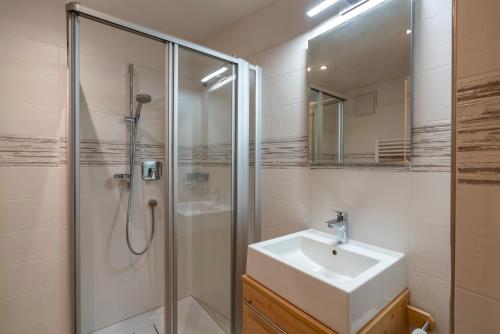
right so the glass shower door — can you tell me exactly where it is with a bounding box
[174,46,235,334]
[77,17,167,334]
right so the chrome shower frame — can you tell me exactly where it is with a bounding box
[67,3,261,334]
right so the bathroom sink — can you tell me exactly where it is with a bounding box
[246,229,406,334]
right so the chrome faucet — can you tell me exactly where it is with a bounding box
[325,211,349,243]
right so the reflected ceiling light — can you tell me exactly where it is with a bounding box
[307,67,311,72]
[307,0,340,17]
[201,66,228,83]
[406,29,412,35]
[312,0,387,37]
[339,0,369,15]
[320,65,327,70]
[208,75,236,93]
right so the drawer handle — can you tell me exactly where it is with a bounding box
[246,300,287,334]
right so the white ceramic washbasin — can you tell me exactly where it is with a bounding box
[246,229,407,334]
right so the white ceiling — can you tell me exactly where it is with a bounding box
[68,0,277,41]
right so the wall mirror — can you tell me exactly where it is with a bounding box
[308,0,412,165]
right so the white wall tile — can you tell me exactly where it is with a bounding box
[457,0,500,78]
[414,10,452,72]
[409,223,450,281]
[409,270,450,334]
[309,169,411,224]
[0,285,69,333]
[79,19,165,72]
[0,167,65,201]
[0,0,67,49]
[262,102,307,139]
[262,197,309,232]
[261,167,309,204]
[262,69,307,109]
[0,227,67,267]
[0,67,62,108]
[0,32,59,77]
[455,184,500,301]
[309,169,411,252]
[410,172,451,228]
[0,100,64,138]
[80,56,165,119]
[414,0,452,21]
[261,226,290,241]
[413,65,452,125]
[349,211,410,253]
[455,288,500,334]
[0,197,66,234]
[14,314,72,334]
[248,35,308,79]
[0,256,66,300]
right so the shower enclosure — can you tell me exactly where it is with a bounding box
[67,3,261,334]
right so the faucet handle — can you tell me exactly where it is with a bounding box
[333,210,348,221]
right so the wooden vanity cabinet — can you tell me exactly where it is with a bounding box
[242,274,410,334]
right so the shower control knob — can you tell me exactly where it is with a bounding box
[148,199,158,208]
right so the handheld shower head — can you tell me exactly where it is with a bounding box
[134,94,152,122]
[136,94,152,104]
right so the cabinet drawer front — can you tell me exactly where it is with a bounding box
[244,301,287,334]
[242,275,337,334]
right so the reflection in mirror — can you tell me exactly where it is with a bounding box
[308,0,412,165]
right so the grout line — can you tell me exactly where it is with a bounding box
[261,196,308,205]
[261,67,307,81]
[0,63,60,79]
[455,286,500,305]
[0,284,69,303]
[0,195,67,203]
[0,226,69,237]
[408,268,451,284]
[262,101,307,112]
[414,63,452,76]
[418,7,452,22]
[0,254,68,270]
[409,220,450,230]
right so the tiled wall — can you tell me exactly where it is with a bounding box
[205,0,452,333]
[0,1,70,333]
[0,1,169,333]
[455,0,500,332]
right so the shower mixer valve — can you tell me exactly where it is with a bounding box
[142,160,162,181]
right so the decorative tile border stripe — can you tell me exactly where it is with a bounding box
[411,121,452,172]
[79,140,166,166]
[261,123,451,172]
[178,143,232,166]
[0,135,60,167]
[457,71,500,185]
[0,123,451,171]
[0,136,235,167]
[0,136,166,167]
[457,76,500,104]
[261,137,309,168]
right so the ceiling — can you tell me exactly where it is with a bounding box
[65,0,277,41]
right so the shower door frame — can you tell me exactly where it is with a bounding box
[67,3,261,334]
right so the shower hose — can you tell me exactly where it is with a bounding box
[125,121,156,256]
